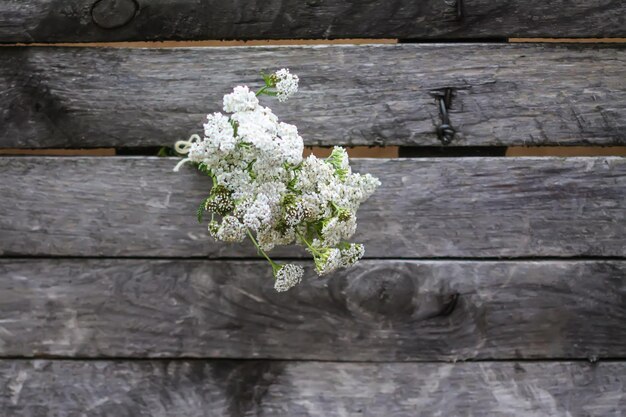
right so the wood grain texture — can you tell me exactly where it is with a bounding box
[1,0,625,42]
[1,360,624,417]
[1,157,624,258]
[1,44,625,148]
[1,259,625,359]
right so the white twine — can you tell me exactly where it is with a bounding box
[172,134,201,172]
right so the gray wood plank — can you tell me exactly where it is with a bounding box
[1,0,625,42]
[0,360,624,416]
[0,259,624,359]
[1,44,625,148]
[0,157,624,258]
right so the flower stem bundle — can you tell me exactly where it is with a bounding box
[175,69,380,292]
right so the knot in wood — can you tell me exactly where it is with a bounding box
[91,0,138,29]
[343,265,416,320]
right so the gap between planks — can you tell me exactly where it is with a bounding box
[2,146,626,158]
[0,38,624,48]
[0,39,399,48]
[2,255,626,262]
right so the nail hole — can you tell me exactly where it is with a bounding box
[91,0,139,29]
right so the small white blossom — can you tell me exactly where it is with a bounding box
[320,215,357,246]
[283,200,306,226]
[348,173,381,201]
[223,86,259,113]
[274,264,304,292]
[340,243,365,268]
[203,112,236,152]
[257,227,295,251]
[326,146,350,180]
[273,68,299,102]
[314,248,342,276]
[231,106,280,154]
[243,194,273,231]
[216,216,246,242]
[277,122,304,165]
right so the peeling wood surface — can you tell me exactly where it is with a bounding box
[0,360,624,417]
[0,259,624,360]
[1,157,624,258]
[1,0,625,42]
[1,45,625,148]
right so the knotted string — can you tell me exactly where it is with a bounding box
[172,134,201,172]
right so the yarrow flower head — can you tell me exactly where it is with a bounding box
[173,69,380,291]
[223,86,259,113]
[272,68,299,102]
[274,264,304,292]
[313,247,342,276]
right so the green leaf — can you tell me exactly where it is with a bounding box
[326,147,349,181]
[229,119,239,136]
[197,163,212,177]
[197,196,211,223]
[337,241,351,251]
[157,147,173,157]
[262,73,273,86]
[245,159,257,180]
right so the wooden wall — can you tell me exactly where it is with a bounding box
[0,1,625,416]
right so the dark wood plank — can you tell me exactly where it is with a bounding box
[1,44,625,148]
[0,157,624,258]
[1,0,625,42]
[0,259,624,359]
[1,360,624,416]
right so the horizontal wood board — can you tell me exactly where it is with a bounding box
[1,0,625,42]
[1,157,624,258]
[0,259,624,360]
[1,360,624,417]
[1,44,625,148]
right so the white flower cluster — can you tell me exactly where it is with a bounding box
[273,68,299,102]
[175,69,380,292]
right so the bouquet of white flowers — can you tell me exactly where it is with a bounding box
[174,69,380,292]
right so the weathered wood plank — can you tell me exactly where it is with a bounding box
[1,0,625,42]
[0,259,624,359]
[1,44,624,148]
[1,360,624,417]
[0,157,624,258]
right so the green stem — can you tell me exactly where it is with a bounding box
[255,86,269,97]
[246,228,279,272]
[297,231,322,256]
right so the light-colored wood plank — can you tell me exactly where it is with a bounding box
[0,360,623,416]
[1,44,625,148]
[0,157,624,258]
[0,259,624,359]
[1,0,624,42]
